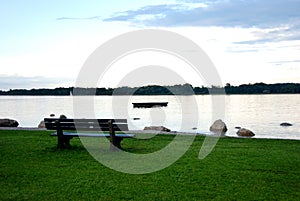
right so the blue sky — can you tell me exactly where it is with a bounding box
[0,0,300,90]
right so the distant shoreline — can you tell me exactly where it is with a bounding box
[0,94,299,96]
[0,83,300,96]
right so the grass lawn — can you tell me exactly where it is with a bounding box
[0,130,299,200]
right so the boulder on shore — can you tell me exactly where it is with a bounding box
[38,120,45,128]
[209,119,228,133]
[280,122,292,127]
[237,128,255,137]
[0,118,19,127]
[144,126,171,132]
[59,114,67,119]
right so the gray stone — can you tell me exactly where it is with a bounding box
[0,119,19,127]
[59,114,67,119]
[38,120,45,128]
[209,119,228,133]
[144,126,171,132]
[237,128,255,137]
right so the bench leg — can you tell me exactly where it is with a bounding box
[57,133,64,149]
[57,135,72,149]
[108,120,123,151]
[63,136,72,149]
[110,137,122,150]
[56,121,72,149]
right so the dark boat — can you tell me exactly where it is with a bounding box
[132,102,168,108]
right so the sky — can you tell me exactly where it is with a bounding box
[0,0,300,90]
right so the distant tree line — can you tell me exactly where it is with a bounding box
[224,83,300,94]
[0,83,299,96]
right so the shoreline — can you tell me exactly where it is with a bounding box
[1,127,299,141]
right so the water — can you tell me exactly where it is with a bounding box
[0,95,299,140]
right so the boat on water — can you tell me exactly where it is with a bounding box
[132,102,168,108]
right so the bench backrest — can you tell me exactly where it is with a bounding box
[44,118,128,132]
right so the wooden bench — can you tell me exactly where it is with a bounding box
[44,118,135,150]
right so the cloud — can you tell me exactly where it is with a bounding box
[103,0,300,43]
[0,75,74,90]
[269,60,300,66]
[56,16,101,21]
[103,4,181,24]
[234,22,300,44]
[104,0,300,27]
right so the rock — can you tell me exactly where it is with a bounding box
[237,128,255,137]
[0,118,19,127]
[144,126,171,132]
[50,114,55,117]
[38,120,45,128]
[59,114,67,119]
[280,122,292,127]
[209,119,228,133]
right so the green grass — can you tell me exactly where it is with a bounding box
[0,130,299,201]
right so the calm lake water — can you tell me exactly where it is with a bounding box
[0,95,299,140]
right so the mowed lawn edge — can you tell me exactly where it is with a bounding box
[0,130,299,201]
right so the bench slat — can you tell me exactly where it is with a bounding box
[51,132,135,138]
[44,118,128,123]
[44,118,129,131]
[46,125,128,131]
